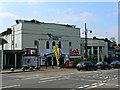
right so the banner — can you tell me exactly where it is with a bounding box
[84,49,87,60]
[100,51,103,61]
[87,49,90,58]
[57,48,60,59]
[53,46,59,66]
[60,48,62,59]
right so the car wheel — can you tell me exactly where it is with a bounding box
[94,68,97,71]
[108,67,110,70]
[101,67,104,70]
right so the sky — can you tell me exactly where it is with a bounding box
[0,0,119,43]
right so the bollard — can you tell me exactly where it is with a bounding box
[29,67,33,70]
[35,66,40,70]
[10,67,14,72]
[21,67,25,71]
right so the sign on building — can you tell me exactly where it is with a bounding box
[24,48,37,56]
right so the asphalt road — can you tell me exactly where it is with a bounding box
[1,69,119,90]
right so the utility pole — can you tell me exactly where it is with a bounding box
[84,23,92,60]
[84,23,87,60]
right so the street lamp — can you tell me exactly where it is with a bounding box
[83,23,92,60]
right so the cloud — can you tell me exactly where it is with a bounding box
[0,12,19,20]
[90,26,118,43]
[25,0,41,5]
[0,11,19,32]
[0,0,119,2]
[0,0,42,6]
[108,26,118,42]
[53,11,96,26]
[79,12,95,23]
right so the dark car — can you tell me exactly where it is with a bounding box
[96,61,111,70]
[76,61,97,71]
[110,60,120,69]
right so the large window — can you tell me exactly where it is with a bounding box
[93,46,97,56]
[99,46,102,61]
[58,41,61,48]
[52,41,56,46]
[46,41,49,49]
[69,42,72,47]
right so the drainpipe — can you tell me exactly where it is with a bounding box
[1,42,3,70]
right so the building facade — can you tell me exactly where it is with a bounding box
[0,19,113,69]
[1,19,81,68]
[81,37,112,62]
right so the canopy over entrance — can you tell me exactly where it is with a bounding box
[0,38,8,45]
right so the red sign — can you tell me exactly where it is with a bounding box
[25,48,37,56]
[70,49,79,55]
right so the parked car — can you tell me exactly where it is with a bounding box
[76,61,97,71]
[110,60,120,69]
[95,61,111,70]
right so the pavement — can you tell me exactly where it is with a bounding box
[0,66,74,74]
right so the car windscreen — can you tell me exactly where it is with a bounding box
[84,62,93,65]
[103,61,108,64]
[96,62,103,65]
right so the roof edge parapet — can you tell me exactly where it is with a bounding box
[15,19,76,28]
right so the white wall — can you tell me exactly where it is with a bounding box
[3,34,12,50]
[81,38,109,59]
[21,22,81,56]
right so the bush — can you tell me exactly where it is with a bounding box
[70,58,97,68]
[71,61,78,68]
[71,58,83,68]
[60,64,66,68]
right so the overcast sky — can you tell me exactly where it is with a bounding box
[0,0,119,43]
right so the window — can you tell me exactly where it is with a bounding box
[93,46,97,55]
[34,40,38,46]
[15,43,17,48]
[46,41,49,49]
[58,42,61,48]
[69,42,72,47]
[52,41,56,46]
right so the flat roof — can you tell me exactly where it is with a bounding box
[15,19,80,29]
[81,37,112,43]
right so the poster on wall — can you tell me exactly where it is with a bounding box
[69,49,79,55]
[24,48,37,56]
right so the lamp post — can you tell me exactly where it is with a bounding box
[84,23,87,60]
[84,23,92,60]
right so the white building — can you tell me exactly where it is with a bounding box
[1,19,81,68]
[81,37,112,62]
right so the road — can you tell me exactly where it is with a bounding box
[1,68,119,90]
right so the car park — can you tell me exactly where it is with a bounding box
[76,61,97,71]
[95,61,111,70]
